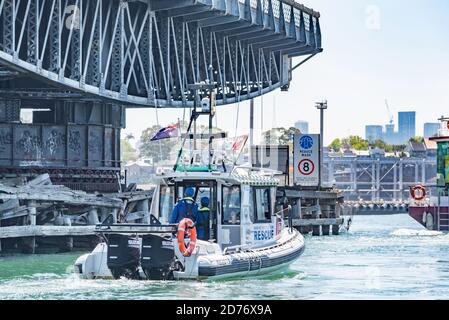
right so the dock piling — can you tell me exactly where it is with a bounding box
[88,207,100,225]
[60,236,74,252]
[312,226,321,236]
[321,204,331,235]
[28,200,37,226]
[112,208,119,223]
[137,199,150,224]
[100,208,109,223]
[25,201,37,253]
[21,237,36,254]
[332,225,340,235]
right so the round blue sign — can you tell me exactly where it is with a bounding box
[299,135,314,150]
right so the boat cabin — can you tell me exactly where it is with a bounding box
[149,166,284,250]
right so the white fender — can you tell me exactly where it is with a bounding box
[425,213,434,230]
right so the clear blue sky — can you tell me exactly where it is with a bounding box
[125,0,449,145]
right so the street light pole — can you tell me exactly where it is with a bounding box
[316,100,328,190]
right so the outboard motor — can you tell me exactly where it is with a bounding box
[107,234,141,279]
[141,234,177,280]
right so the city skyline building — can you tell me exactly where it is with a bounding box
[384,123,397,145]
[365,125,383,143]
[398,111,416,144]
[365,111,424,145]
[424,122,440,138]
[294,120,309,134]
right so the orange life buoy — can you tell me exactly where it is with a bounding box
[177,218,197,257]
[411,185,426,201]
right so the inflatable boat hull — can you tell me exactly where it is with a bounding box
[74,228,305,281]
[174,228,305,280]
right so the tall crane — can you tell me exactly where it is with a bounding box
[385,99,393,125]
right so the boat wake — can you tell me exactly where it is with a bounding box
[390,228,444,237]
[253,270,305,281]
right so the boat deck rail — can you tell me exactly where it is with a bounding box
[94,223,177,235]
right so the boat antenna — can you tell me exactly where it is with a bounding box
[260,92,264,169]
[173,83,215,172]
[155,98,163,162]
[272,92,277,128]
[173,98,198,172]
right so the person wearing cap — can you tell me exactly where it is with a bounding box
[194,197,210,241]
[169,187,198,224]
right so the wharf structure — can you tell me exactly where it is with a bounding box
[322,141,437,202]
[279,186,346,236]
[251,145,347,237]
[0,0,324,252]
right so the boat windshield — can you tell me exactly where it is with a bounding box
[222,186,241,225]
[250,187,272,223]
[195,187,212,206]
[159,185,174,223]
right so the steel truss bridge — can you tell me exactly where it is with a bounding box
[0,0,322,108]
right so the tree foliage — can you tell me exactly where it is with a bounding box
[124,133,135,140]
[262,127,302,145]
[409,136,424,143]
[341,136,369,151]
[329,135,408,155]
[370,139,387,149]
[383,144,406,153]
[121,138,138,164]
[329,138,342,151]
[139,125,179,162]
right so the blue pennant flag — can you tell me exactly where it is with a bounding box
[151,123,180,141]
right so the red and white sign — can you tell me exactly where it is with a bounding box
[298,159,315,176]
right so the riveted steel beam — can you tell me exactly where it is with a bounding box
[0,0,322,108]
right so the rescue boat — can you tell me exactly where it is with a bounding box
[74,166,305,280]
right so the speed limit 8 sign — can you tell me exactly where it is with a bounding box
[298,159,315,176]
[294,134,320,186]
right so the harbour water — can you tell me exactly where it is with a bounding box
[1,214,449,300]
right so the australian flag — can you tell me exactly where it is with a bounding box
[150,123,180,141]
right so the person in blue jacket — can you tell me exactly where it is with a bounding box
[195,197,210,241]
[169,187,198,224]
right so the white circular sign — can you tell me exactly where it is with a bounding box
[298,159,315,176]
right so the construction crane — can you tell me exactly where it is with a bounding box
[385,99,394,125]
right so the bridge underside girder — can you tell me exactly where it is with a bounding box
[0,0,322,108]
